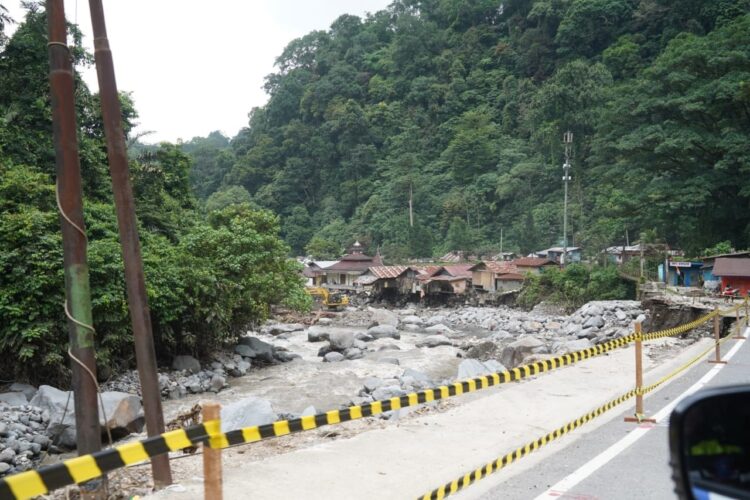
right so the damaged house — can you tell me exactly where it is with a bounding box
[469,261,525,293]
[417,264,474,296]
[354,266,420,299]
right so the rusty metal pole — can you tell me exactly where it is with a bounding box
[47,1,105,497]
[87,0,172,486]
[709,307,726,364]
[202,403,223,500]
[625,323,655,424]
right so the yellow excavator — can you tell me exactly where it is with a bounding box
[305,287,349,310]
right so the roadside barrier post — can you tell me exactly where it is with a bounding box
[624,322,655,424]
[202,403,223,500]
[709,307,727,364]
[733,307,746,340]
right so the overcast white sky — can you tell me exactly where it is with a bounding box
[4,1,392,143]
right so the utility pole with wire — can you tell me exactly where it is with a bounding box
[47,0,105,497]
[562,131,573,267]
[88,0,172,486]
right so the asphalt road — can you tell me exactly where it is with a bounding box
[477,326,750,500]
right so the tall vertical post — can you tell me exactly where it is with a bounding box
[709,307,726,364]
[733,307,746,340]
[625,323,655,424]
[562,131,573,267]
[87,0,172,486]
[47,0,105,496]
[202,403,223,500]
[409,182,414,228]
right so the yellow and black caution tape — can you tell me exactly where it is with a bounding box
[0,302,737,500]
[418,389,638,500]
[641,309,718,341]
[419,327,740,500]
[0,423,215,500]
[0,334,636,500]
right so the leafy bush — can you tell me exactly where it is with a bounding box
[517,264,632,311]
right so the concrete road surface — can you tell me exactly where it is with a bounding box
[475,326,750,500]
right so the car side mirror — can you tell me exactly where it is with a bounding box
[669,386,750,499]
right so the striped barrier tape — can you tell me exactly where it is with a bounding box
[418,326,740,500]
[641,309,719,342]
[418,389,637,500]
[0,334,636,500]
[0,423,215,500]
[0,304,734,499]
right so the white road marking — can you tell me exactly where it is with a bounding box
[534,330,748,500]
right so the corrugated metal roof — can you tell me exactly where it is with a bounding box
[439,251,465,263]
[354,274,379,285]
[369,266,410,279]
[712,258,750,277]
[471,261,519,275]
[514,257,556,267]
[443,264,474,278]
[312,261,339,269]
[325,260,376,272]
[544,246,581,253]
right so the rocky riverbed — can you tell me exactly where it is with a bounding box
[0,299,714,479]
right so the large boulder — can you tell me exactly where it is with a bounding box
[371,308,399,327]
[324,352,345,363]
[368,325,400,340]
[415,335,453,348]
[172,355,201,374]
[329,331,355,351]
[583,315,605,329]
[402,368,432,386]
[262,323,305,336]
[501,336,544,368]
[8,383,36,401]
[236,337,275,363]
[0,392,28,407]
[99,392,145,438]
[343,348,364,360]
[456,359,506,380]
[30,386,144,447]
[371,385,405,401]
[401,315,423,325]
[424,315,447,326]
[425,324,454,334]
[552,339,593,354]
[307,326,331,342]
[220,397,275,432]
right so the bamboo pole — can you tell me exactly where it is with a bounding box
[202,403,223,500]
[709,307,727,364]
[625,323,655,424]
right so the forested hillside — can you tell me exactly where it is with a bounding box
[0,5,308,383]
[187,0,750,259]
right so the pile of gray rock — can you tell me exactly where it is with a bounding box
[104,334,301,400]
[309,308,403,363]
[0,384,146,476]
[348,368,437,417]
[0,401,51,476]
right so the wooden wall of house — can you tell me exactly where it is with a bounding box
[472,270,494,291]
